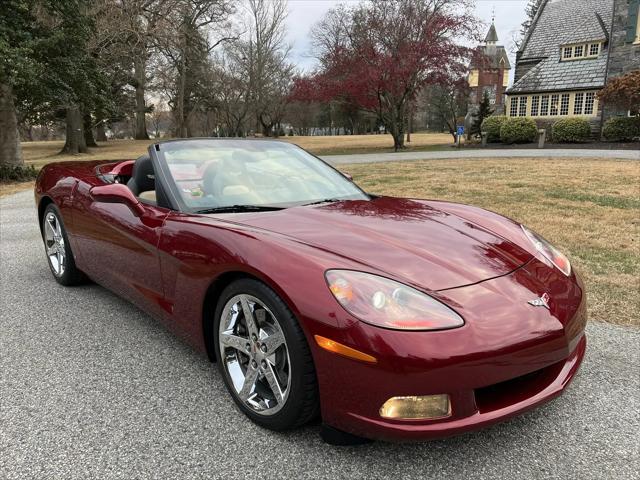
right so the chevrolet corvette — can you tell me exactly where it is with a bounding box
[35,139,586,443]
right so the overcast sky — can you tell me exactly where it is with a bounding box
[285,0,529,72]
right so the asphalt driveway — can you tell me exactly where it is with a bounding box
[1,190,639,480]
[322,148,640,165]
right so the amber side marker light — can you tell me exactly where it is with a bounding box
[314,335,377,364]
[380,395,451,420]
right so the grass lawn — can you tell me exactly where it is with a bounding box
[20,133,453,169]
[344,157,640,328]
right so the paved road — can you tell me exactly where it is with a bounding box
[1,190,639,480]
[322,148,640,164]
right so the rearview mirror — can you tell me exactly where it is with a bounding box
[90,184,146,217]
[343,172,353,181]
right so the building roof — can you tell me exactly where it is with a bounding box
[470,21,511,70]
[471,45,511,70]
[485,23,499,43]
[508,0,614,94]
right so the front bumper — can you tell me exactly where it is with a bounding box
[309,259,587,441]
[338,334,585,441]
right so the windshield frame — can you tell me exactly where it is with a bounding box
[149,138,370,214]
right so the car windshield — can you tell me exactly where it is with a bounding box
[156,139,369,212]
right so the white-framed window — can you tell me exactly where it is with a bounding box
[584,92,596,115]
[531,96,540,116]
[561,42,602,60]
[574,92,585,114]
[506,91,599,118]
[560,94,570,115]
[550,94,560,115]
[540,95,549,116]
[510,97,519,117]
[519,97,528,116]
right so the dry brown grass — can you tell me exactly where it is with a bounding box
[22,140,152,169]
[343,157,640,328]
[0,181,34,197]
[21,133,452,169]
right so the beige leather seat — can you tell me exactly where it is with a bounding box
[138,190,157,204]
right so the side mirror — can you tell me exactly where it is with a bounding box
[343,172,353,181]
[90,184,146,217]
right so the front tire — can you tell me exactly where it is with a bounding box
[214,278,319,431]
[42,204,85,286]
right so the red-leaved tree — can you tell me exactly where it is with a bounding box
[290,0,479,150]
[598,70,640,114]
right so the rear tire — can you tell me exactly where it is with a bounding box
[214,278,319,431]
[42,204,86,286]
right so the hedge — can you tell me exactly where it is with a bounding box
[552,118,592,143]
[602,117,640,142]
[481,115,507,143]
[0,164,39,182]
[500,117,538,144]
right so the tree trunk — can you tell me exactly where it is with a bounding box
[84,113,98,147]
[391,128,405,151]
[134,55,149,140]
[448,126,457,143]
[19,124,34,142]
[61,106,87,154]
[389,106,406,152]
[96,121,107,141]
[40,122,51,141]
[0,83,24,167]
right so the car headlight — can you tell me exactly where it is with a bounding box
[521,225,571,276]
[325,270,464,331]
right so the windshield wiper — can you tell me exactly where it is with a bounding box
[195,205,285,214]
[301,198,343,207]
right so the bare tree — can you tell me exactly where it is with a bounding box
[213,53,251,136]
[155,0,236,137]
[230,0,293,136]
[93,0,182,140]
[423,80,469,142]
[285,100,319,136]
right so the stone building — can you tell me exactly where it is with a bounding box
[467,21,511,116]
[506,0,640,135]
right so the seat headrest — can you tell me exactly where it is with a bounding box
[131,155,155,193]
[225,150,253,173]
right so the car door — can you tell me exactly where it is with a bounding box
[72,178,169,320]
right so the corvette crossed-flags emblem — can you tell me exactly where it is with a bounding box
[528,292,551,309]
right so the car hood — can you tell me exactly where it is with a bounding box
[228,197,533,291]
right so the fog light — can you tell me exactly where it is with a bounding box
[379,395,451,420]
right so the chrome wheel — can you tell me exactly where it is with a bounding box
[44,211,66,276]
[218,294,291,415]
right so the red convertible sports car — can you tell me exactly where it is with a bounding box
[35,138,586,444]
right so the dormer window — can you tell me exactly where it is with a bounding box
[561,42,602,61]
